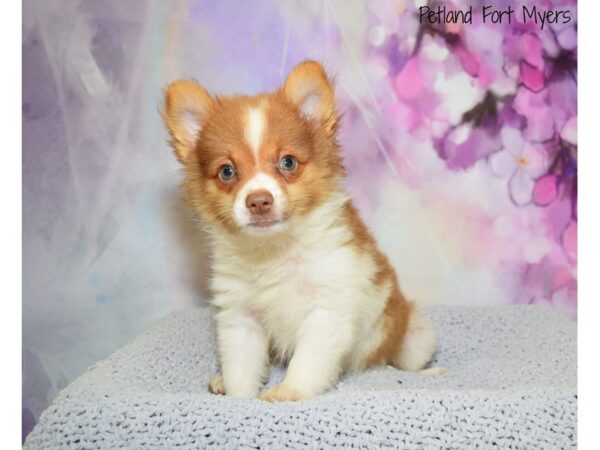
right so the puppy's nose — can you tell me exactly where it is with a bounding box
[246,190,274,215]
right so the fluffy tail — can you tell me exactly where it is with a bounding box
[393,305,439,372]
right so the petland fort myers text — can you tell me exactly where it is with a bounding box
[419,4,572,30]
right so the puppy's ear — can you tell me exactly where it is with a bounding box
[283,60,338,133]
[163,80,213,164]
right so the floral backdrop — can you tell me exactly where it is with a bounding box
[22,0,577,441]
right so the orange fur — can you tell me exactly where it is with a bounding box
[363,287,413,368]
[341,203,413,368]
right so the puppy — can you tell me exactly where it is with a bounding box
[163,60,438,402]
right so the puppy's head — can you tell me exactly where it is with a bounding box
[163,61,344,235]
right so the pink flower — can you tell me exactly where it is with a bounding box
[503,32,547,92]
[513,87,556,142]
[489,127,548,205]
[393,58,423,100]
[533,175,559,206]
[519,61,545,92]
[454,41,480,77]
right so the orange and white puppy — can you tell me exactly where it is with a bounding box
[163,61,438,402]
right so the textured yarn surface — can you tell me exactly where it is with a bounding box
[25,305,577,449]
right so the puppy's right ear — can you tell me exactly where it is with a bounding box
[163,80,213,164]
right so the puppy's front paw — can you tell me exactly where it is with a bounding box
[208,375,225,395]
[260,384,302,402]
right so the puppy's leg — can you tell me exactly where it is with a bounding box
[260,308,352,402]
[216,308,268,398]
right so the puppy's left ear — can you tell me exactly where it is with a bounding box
[283,60,338,133]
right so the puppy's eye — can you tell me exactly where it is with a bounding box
[279,155,297,172]
[218,164,236,181]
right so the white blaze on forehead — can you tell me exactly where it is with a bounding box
[245,107,266,160]
[233,172,286,227]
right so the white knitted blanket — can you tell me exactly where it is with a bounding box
[24,305,576,449]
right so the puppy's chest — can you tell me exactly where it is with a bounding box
[247,247,332,311]
[213,242,361,333]
[269,253,323,299]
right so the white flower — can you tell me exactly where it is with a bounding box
[489,127,548,205]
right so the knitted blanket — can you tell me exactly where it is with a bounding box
[24,305,577,449]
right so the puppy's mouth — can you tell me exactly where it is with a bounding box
[244,216,289,234]
[247,219,283,229]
